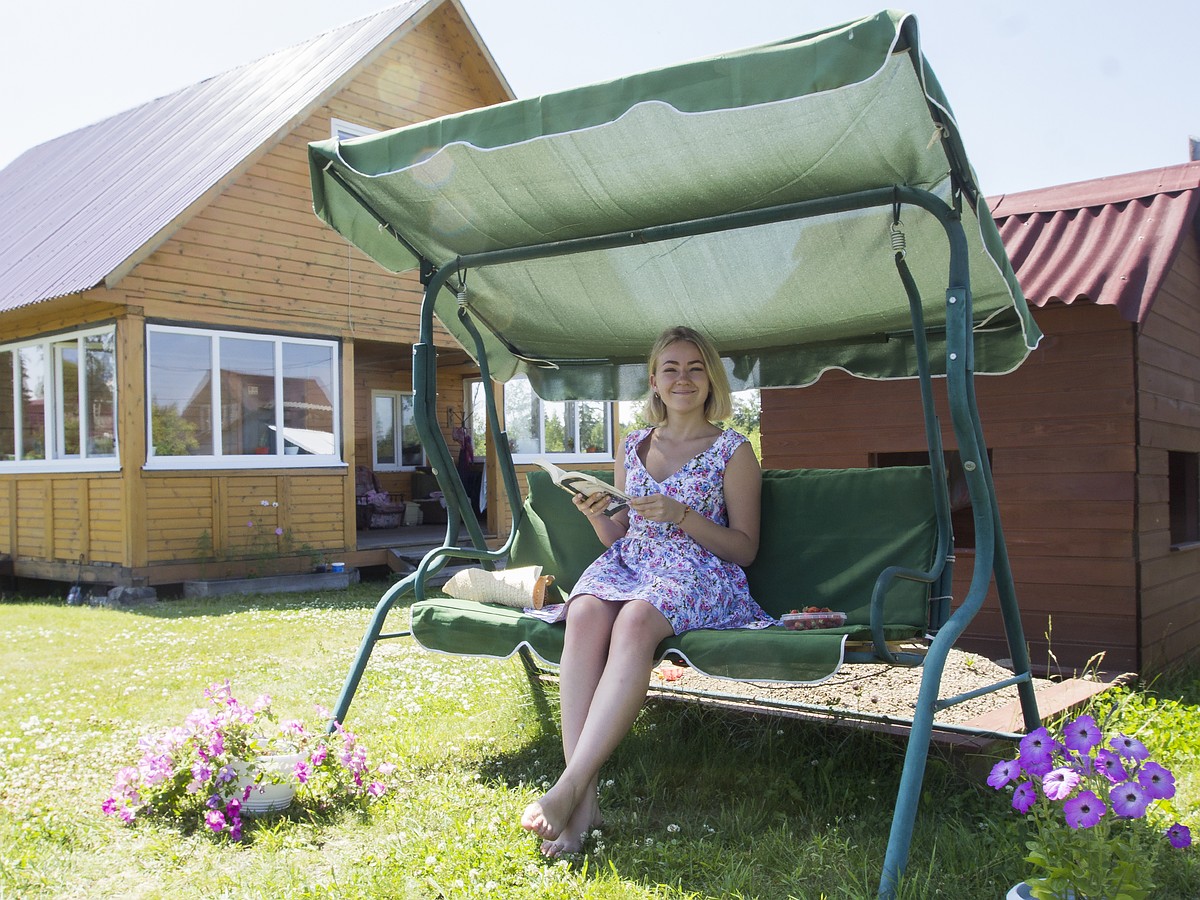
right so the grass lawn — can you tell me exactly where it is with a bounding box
[1,578,1196,898]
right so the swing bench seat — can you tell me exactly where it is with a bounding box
[412,466,939,684]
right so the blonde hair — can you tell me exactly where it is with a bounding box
[645,325,733,425]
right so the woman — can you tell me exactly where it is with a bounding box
[520,325,772,856]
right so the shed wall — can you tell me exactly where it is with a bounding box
[1136,234,1200,670]
[760,302,1140,672]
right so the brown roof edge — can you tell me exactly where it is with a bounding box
[988,160,1200,218]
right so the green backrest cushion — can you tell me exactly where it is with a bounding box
[509,470,610,596]
[747,467,935,625]
[509,466,936,627]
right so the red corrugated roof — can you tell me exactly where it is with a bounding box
[988,161,1200,323]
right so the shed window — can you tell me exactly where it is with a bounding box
[146,325,339,468]
[0,326,117,466]
[1169,451,1199,548]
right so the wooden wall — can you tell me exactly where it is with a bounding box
[761,302,1141,672]
[1136,235,1200,670]
[0,2,511,586]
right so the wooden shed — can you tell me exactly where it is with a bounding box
[759,161,1200,673]
[0,0,511,589]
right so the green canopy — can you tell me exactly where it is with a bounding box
[309,9,1040,399]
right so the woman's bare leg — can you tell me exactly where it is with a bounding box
[538,595,617,855]
[522,599,672,847]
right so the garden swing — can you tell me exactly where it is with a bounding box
[308,10,1044,897]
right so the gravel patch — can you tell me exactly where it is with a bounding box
[651,647,1052,727]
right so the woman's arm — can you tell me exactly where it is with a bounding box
[629,441,761,567]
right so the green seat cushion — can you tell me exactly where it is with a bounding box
[410,465,939,684]
[410,596,848,684]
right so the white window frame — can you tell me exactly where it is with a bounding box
[331,118,377,141]
[0,325,119,473]
[370,389,423,472]
[503,375,614,465]
[144,324,341,471]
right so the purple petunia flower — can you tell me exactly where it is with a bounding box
[1167,823,1192,849]
[293,761,311,784]
[1019,727,1053,764]
[1109,733,1150,761]
[1063,790,1106,829]
[367,781,387,798]
[1109,781,1150,819]
[1062,714,1102,753]
[1042,767,1081,801]
[1093,748,1128,783]
[1012,781,1037,814]
[1137,761,1176,800]
[988,759,1020,789]
[274,527,284,536]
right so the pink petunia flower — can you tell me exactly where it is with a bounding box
[205,809,226,832]
[1042,767,1081,801]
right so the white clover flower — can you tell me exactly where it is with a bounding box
[666,823,680,833]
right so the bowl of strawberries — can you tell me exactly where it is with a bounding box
[780,606,847,630]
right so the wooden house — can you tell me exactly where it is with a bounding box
[759,161,1200,673]
[0,0,511,589]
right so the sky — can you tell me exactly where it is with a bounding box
[1,0,1196,196]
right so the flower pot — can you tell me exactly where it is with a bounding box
[234,752,303,814]
[1007,884,1076,900]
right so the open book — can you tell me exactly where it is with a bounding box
[534,459,631,517]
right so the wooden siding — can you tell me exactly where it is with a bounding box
[0,4,510,586]
[761,302,1140,671]
[143,472,344,565]
[1136,234,1200,670]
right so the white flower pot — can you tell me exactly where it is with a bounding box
[234,752,303,814]
[1007,883,1076,900]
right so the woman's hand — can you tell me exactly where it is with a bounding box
[629,493,686,525]
[573,491,629,548]
[572,491,613,520]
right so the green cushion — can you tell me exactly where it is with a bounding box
[747,466,936,628]
[509,470,609,600]
[411,465,939,684]
[410,596,847,683]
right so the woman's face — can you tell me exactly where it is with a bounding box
[651,340,709,416]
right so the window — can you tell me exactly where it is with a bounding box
[1169,451,1199,548]
[371,390,422,470]
[331,118,377,141]
[503,375,612,462]
[0,326,117,466]
[146,325,339,467]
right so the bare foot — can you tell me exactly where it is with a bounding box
[520,781,579,840]
[540,794,603,858]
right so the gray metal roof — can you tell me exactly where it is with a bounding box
[0,0,484,313]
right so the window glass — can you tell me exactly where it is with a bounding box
[468,380,489,459]
[148,330,212,456]
[147,326,339,463]
[371,390,421,469]
[84,333,116,457]
[374,395,396,466]
[54,340,81,457]
[19,346,46,460]
[503,377,539,456]
[503,375,611,460]
[0,327,118,466]
[282,343,335,456]
[0,351,13,460]
[220,336,276,455]
[1169,451,1199,547]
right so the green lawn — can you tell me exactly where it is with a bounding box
[1,580,1196,898]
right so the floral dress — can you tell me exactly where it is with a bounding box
[568,427,773,634]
